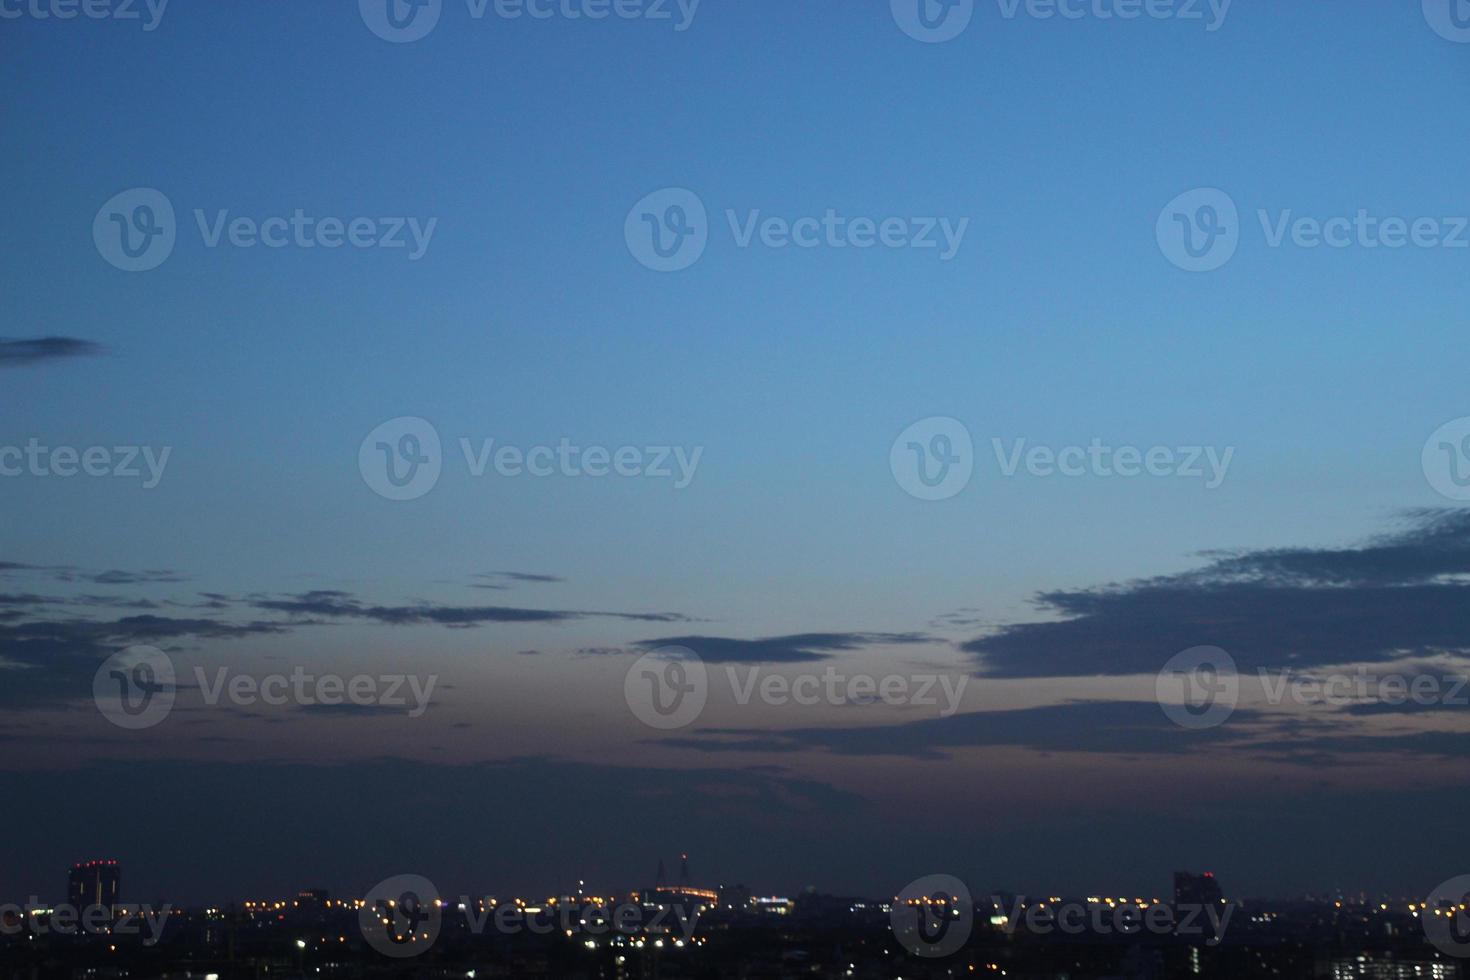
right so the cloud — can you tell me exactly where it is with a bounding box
[0,614,287,710]
[963,510,1470,678]
[248,590,691,627]
[0,564,186,586]
[629,632,934,665]
[295,703,419,718]
[471,572,566,589]
[0,337,102,368]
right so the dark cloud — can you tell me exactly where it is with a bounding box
[79,570,189,587]
[0,564,186,586]
[629,632,933,665]
[248,590,690,627]
[471,572,565,589]
[963,510,1470,678]
[73,594,162,610]
[295,703,419,718]
[1246,729,1470,761]
[0,614,287,710]
[0,593,55,606]
[0,337,102,367]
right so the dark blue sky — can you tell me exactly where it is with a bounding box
[3,0,1470,905]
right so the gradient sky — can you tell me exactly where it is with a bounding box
[4,0,1470,906]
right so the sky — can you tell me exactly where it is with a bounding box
[3,0,1470,906]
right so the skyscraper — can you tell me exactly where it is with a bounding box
[1173,871,1223,908]
[68,860,120,912]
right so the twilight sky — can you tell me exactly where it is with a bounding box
[4,0,1470,906]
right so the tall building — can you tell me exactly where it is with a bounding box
[1173,871,1223,907]
[68,860,120,911]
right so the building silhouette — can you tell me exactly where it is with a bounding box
[67,860,120,911]
[1173,870,1224,907]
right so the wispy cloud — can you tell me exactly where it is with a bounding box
[248,590,691,627]
[628,632,934,665]
[0,337,102,367]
